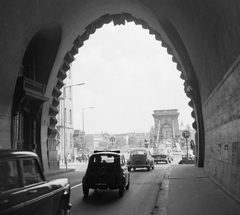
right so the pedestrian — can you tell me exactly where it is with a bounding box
[58,154,61,167]
[67,153,71,163]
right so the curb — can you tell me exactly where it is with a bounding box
[44,168,76,178]
[151,165,172,215]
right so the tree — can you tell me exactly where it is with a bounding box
[128,135,137,146]
[73,130,84,151]
[115,136,126,148]
[98,140,109,148]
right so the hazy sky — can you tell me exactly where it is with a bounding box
[71,22,194,134]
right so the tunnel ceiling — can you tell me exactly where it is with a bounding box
[1,0,240,129]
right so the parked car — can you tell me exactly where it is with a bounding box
[151,148,174,164]
[172,147,182,152]
[0,149,72,215]
[127,148,155,171]
[168,148,174,161]
[82,150,130,197]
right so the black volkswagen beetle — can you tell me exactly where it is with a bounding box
[127,148,155,171]
[0,149,72,215]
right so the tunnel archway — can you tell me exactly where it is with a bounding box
[48,13,204,168]
[11,23,62,167]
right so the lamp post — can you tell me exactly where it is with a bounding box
[82,107,94,161]
[62,83,85,169]
[109,136,115,148]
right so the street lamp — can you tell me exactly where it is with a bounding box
[109,136,115,148]
[82,107,94,160]
[61,83,85,169]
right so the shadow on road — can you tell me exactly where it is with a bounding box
[81,189,126,205]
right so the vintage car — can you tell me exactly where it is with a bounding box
[0,149,71,215]
[82,150,130,197]
[127,148,155,171]
[151,148,174,164]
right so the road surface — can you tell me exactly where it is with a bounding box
[47,155,181,215]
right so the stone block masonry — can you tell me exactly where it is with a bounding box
[203,61,240,201]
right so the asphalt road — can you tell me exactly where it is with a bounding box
[47,155,182,215]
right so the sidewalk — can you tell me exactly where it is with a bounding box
[44,161,85,178]
[155,164,240,215]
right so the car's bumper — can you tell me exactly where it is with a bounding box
[83,183,123,190]
[152,157,168,162]
[67,203,72,211]
[154,158,167,161]
[128,164,150,169]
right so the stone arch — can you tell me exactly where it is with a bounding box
[47,12,204,168]
[11,23,62,167]
[157,16,204,166]
[161,123,173,140]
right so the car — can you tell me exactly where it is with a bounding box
[0,149,72,215]
[82,150,130,197]
[172,147,182,152]
[127,148,155,171]
[168,148,174,161]
[151,147,173,164]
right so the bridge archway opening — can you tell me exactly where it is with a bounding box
[53,17,204,167]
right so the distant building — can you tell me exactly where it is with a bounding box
[56,66,75,161]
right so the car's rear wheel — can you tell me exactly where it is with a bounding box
[56,199,68,215]
[57,208,67,215]
[119,186,124,197]
[147,166,150,171]
[126,178,130,190]
[83,186,89,197]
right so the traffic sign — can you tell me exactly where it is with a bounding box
[182,130,190,138]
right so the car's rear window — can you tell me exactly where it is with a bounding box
[89,154,120,164]
[152,149,166,154]
[131,150,146,155]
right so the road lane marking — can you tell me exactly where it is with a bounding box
[71,183,82,189]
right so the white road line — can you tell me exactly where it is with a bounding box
[71,183,82,189]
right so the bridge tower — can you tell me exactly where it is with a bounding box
[152,109,180,147]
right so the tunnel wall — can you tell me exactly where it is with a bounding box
[1,0,240,201]
[203,57,240,201]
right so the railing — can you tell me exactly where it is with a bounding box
[21,77,46,97]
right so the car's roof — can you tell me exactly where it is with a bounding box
[0,149,38,159]
[152,148,168,154]
[153,148,167,151]
[91,151,121,156]
[130,148,149,152]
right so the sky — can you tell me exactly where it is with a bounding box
[71,22,194,134]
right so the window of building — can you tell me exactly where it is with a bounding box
[69,109,72,124]
[70,134,73,148]
[14,112,24,150]
[68,68,71,79]
[64,107,67,123]
[69,87,72,100]
[63,87,66,98]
